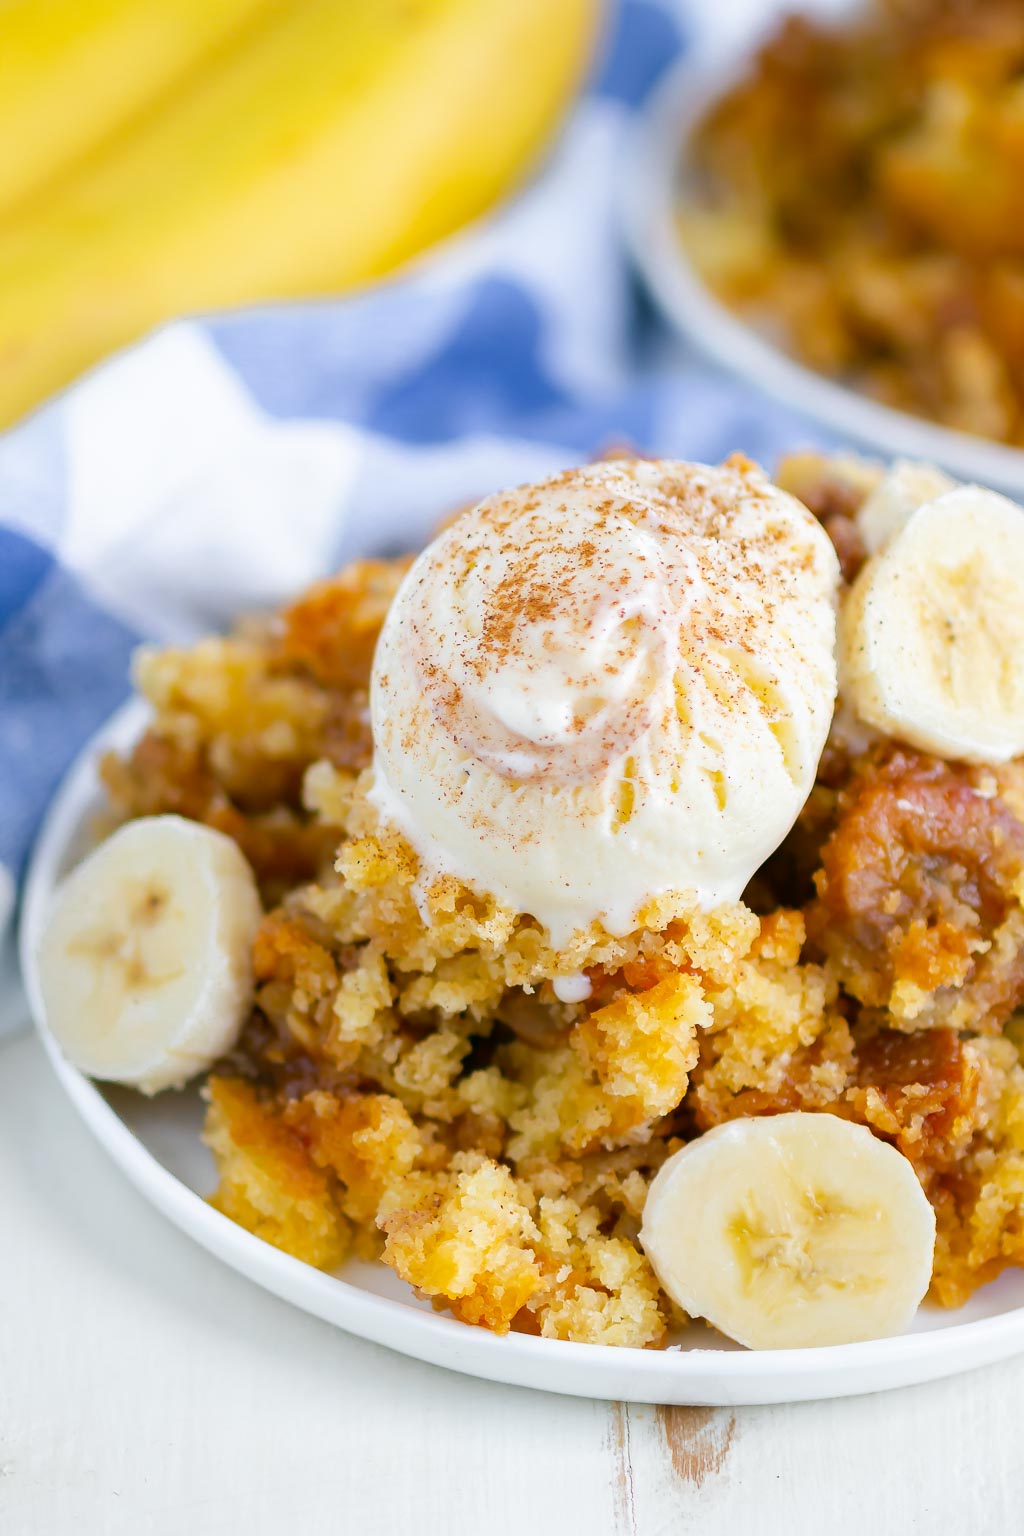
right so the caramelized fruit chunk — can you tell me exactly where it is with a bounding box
[850,1028,980,1173]
[807,749,1024,1031]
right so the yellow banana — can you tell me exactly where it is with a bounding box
[0,0,599,427]
[0,0,283,217]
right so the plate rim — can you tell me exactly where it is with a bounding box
[621,51,1024,496]
[19,697,1024,1403]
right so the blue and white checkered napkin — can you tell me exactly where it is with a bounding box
[0,0,826,1009]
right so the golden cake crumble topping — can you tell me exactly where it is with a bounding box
[88,454,1024,1347]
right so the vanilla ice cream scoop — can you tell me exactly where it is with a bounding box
[369,458,839,944]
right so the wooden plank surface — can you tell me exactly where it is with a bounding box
[1,1025,1020,1536]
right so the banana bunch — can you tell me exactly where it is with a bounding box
[0,0,598,427]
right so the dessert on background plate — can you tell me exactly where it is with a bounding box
[34,450,1024,1351]
[677,0,1024,446]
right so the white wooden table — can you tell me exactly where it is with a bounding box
[3,1003,1022,1536]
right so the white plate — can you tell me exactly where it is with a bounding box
[624,10,1024,498]
[20,699,1024,1404]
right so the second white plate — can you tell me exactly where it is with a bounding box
[624,25,1024,498]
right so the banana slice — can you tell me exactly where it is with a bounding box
[840,485,1024,765]
[856,460,957,554]
[37,815,262,1094]
[640,1113,935,1350]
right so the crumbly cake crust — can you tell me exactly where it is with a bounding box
[100,456,1024,1344]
